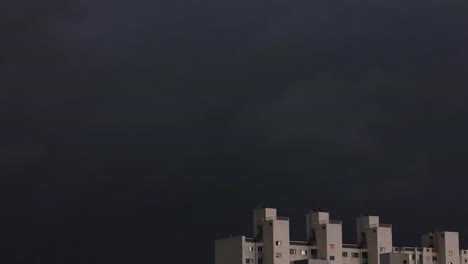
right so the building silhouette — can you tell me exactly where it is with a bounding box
[215,207,468,264]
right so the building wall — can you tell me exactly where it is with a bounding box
[263,218,290,264]
[387,248,439,264]
[342,247,368,264]
[254,208,277,239]
[307,212,329,242]
[215,236,244,264]
[357,216,379,246]
[460,250,468,264]
[322,223,343,263]
[367,226,392,264]
[243,241,262,264]
[380,253,411,264]
[422,232,460,264]
[289,244,314,262]
[357,215,392,264]
[422,234,435,249]
[436,232,460,264]
[307,211,343,263]
[309,259,330,264]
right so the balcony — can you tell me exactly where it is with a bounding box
[290,241,311,246]
[401,247,415,252]
[343,244,361,249]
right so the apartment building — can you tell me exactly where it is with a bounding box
[215,208,468,264]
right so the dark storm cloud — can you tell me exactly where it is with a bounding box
[2,0,468,263]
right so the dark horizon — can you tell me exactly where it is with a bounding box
[2,0,468,263]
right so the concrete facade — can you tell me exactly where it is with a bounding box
[306,211,343,263]
[215,207,468,264]
[356,215,393,264]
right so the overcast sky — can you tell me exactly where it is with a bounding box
[2,0,468,263]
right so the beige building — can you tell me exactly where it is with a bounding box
[215,207,468,264]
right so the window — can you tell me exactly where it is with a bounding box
[258,246,263,252]
[433,256,438,261]
[311,249,317,258]
[403,261,407,264]
[343,252,348,257]
[448,251,453,256]
[300,250,307,255]
[448,262,453,264]
[246,259,254,264]
[380,247,385,252]
[276,241,282,246]
[258,259,263,264]
[330,256,335,261]
[248,247,254,252]
[352,253,360,258]
[276,253,282,258]
[330,244,336,249]
[427,249,430,252]
[464,260,467,263]
[465,251,467,255]
[427,257,431,261]
[290,249,296,255]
